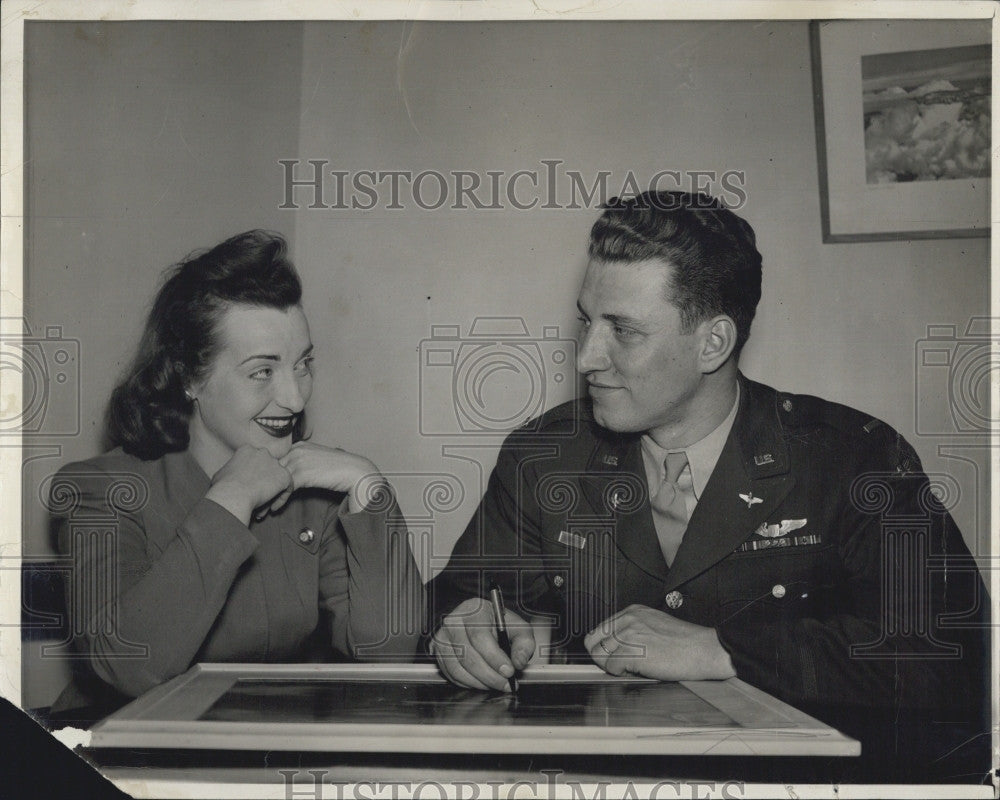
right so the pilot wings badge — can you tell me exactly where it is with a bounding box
[738,492,763,508]
[755,519,808,538]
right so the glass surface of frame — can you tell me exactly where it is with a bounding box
[88,663,860,757]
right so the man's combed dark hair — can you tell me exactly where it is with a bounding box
[107,230,303,460]
[588,190,762,357]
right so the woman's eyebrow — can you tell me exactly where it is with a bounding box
[239,343,314,366]
[238,353,280,365]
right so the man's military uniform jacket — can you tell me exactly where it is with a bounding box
[430,375,990,777]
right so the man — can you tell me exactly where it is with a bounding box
[428,191,990,782]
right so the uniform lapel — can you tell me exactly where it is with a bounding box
[577,428,628,517]
[577,431,671,585]
[664,377,795,591]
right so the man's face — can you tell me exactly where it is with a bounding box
[575,258,704,440]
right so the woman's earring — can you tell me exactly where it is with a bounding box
[184,389,195,402]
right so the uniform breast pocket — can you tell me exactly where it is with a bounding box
[540,526,624,637]
[715,543,835,618]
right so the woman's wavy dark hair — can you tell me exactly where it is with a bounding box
[107,230,303,460]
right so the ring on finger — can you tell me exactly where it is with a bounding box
[599,638,614,656]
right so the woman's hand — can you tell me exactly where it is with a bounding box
[205,445,293,525]
[274,442,384,515]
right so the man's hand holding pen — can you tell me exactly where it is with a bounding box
[489,583,519,694]
[431,596,535,692]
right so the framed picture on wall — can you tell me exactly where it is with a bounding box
[810,20,990,242]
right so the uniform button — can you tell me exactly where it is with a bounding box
[552,575,565,589]
[771,584,786,599]
[298,528,315,544]
[782,399,793,412]
[664,590,683,609]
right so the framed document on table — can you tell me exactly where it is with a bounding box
[88,664,859,757]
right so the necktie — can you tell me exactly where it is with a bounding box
[649,450,690,567]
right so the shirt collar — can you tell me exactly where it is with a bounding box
[640,382,741,500]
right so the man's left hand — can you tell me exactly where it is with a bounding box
[584,604,737,681]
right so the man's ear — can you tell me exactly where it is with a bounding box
[697,315,737,374]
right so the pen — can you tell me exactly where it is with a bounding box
[489,581,519,694]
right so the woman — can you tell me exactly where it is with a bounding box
[49,230,425,718]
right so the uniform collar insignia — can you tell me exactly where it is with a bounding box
[739,491,764,508]
[734,375,791,479]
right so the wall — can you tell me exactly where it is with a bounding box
[20,19,990,705]
[290,20,990,571]
[21,21,305,706]
[22,21,305,553]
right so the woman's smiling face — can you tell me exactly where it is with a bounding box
[187,303,313,473]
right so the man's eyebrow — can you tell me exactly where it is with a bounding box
[602,312,644,326]
[577,300,645,327]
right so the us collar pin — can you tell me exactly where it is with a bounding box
[602,454,619,466]
[739,492,763,508]
[754,453,774,466]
